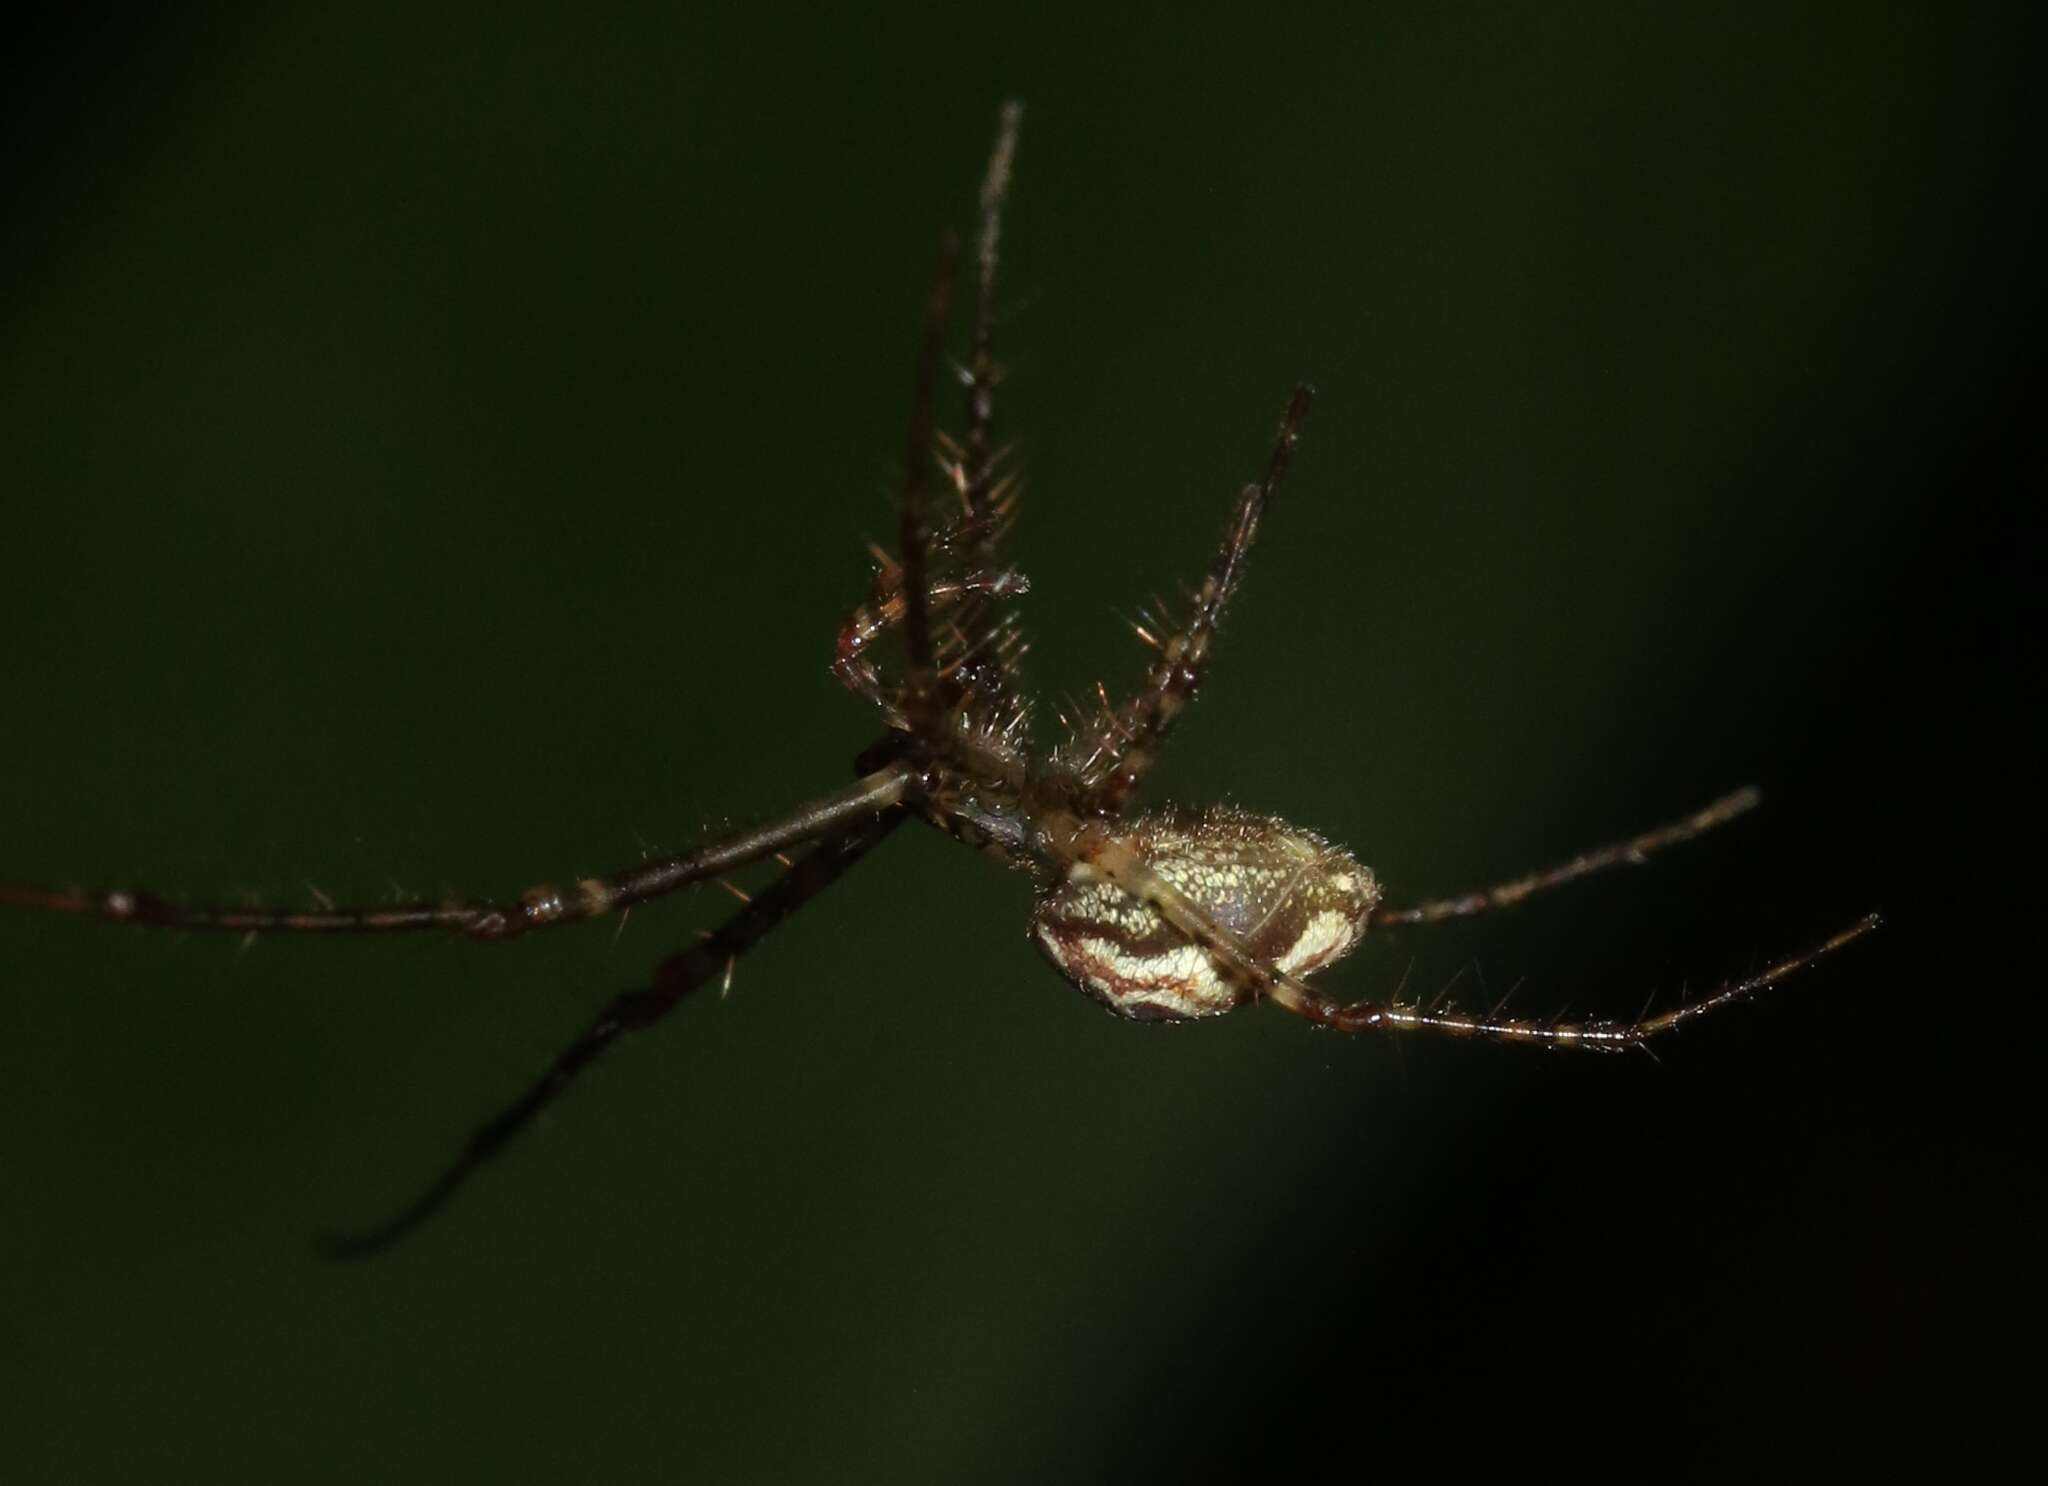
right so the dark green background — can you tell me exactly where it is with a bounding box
[1,4,2035,1479]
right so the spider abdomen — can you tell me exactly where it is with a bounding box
[1031,808,1378,1021]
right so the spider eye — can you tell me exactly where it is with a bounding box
[1030,808,1378,1021]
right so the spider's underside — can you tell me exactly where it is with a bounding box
[1,103,1878,1255]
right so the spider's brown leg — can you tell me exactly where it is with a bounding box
[1370,787,1764,928]
[939,101,1026,689]
[1069,384,1313,811]
[838,109,1031,732]
[320,808,905,1259]
[896,230,960,725]
[833,569,1029,714]
[961,99,1023,528]
[1064,820,1875,1051]
[0,767,910,941]
[1269,913,1881,1048]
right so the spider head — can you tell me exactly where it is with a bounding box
[1030,807,1378,1021]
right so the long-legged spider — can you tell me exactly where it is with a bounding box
[2,103,1877,1256]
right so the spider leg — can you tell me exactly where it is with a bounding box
[1067,384,1313,811]
[845,108,1032,730]
[895,229,960,724]
[1369,787,1763,927]
[320,807,905,1258]
[0,767,909,941]
[1269,913,1881,1048]
[946,96,1025,609]
[962,100,1022,511]
[1063,819,1876,1050]
[834,568,1029,718]
[933,101,1028,712]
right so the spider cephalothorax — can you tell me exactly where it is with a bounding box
[0,102,1877,1254]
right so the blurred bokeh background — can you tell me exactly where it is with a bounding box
[1,4,2035,1479]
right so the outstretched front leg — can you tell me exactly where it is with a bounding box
[323,808,905,1258]
[841,104,1032,733]
[1271,913,1882,1048]
[1065,383,1314,812]
[1370,786,1763,928]
[1051,816,1878,1050]
[892,229,960,727]
[0,768,909,942]
[961,100,1022,515]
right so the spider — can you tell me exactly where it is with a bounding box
[2,103,1877,1256]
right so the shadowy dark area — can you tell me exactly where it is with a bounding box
[0,11,184,223]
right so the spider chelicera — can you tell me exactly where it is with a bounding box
[2,103,1878,1255]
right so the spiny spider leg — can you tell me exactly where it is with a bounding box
[922,100,1029,734]
[835,569,1029,719]
[323,809,906,1259]
[888,103,1029,726]
[893,228,961,725]
[1273,913,1883,1047]
[945,100,1026,655]
[1370,786,1764,928]
[0,767,910,942]
[842,106,1031,744]
[1068,384,1314,812]
[1067,825,1878,1049]
[329,116,1040,1260]
[2,108,1023,953]
[962,100,1022,510]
